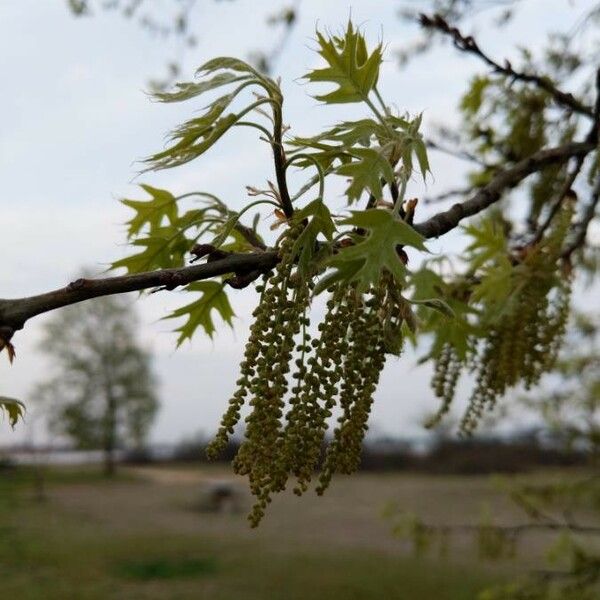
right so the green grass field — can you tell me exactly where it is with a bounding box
[0,464,544,599]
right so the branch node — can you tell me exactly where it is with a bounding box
[67,278,87,292]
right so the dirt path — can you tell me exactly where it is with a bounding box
[125,464,244,486]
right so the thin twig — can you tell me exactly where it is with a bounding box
[424,186,474,205]
[419,13,595,118]
[529,161,584,246]
[562,176,600,258]
[271,100,294,218]
[426,138,490,167]
[529,67,600,245]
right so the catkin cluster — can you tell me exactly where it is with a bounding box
[207,231,407,525]
[427,343,463,429]
[430,202,574,435]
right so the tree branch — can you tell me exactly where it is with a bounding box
[425,137,491,167]
[0,137,596,344]
[562,175,600,259]
[414,141,597,238]
[0,251,278,338]
[419,13,595,118]
[529,163,584,246]
[271,100,294,218]
[423,186,474,205]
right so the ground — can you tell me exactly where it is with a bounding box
[0,464,583,599]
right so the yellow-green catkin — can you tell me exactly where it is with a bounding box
[427,343,462,428]
[208,230,410,525]
[317,281,389,494]
[458,201,575,435]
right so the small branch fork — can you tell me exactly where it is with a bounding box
[413,140,597,238]
[418,13,595,119]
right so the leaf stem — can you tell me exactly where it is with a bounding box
[285,154,326,201]
[271,98,295,219]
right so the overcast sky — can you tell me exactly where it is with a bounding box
[0,1,588,446]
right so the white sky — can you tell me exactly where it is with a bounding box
[0,1,590,446]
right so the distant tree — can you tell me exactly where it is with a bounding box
[34,288,159,476]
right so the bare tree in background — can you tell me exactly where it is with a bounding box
[34,281,159,476]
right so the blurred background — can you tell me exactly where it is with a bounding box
[1,1,599,598]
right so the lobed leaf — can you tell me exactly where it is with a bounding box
[111,228,190,274]
[144,90,243,171]
[290,198,336,277]
[121,184,179,238]
[305,21,383,104]
[318,209,428,292]
[164,281,234,345]
[0,397,26,429]
[336,147,395,203]
[153,72,249,103]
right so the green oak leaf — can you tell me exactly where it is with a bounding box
[153,72,249,103]
[409,267,446,301]
[471,257,515,315]
[460,75,491,116]
[291,119,387,149]
[319,209,428,292]
[286,141,351,173]
[111,227,190,274]
[305,21,383,104]
[409,297,455,319]
[210,211,243,249]
[197,57,277,94]
[464,217,508,270]
[121,184,179,238]
[291,199,336,277]
[336,148,395,203]
[164,281,234,345]
[0,397,26,429]
[146,55,280,171]
[144,93,240,170]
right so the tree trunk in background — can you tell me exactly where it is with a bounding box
[103,390,117,477]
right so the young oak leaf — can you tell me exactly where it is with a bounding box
[121,184,179,238]
[305,21,383,104]
[290,198,336,277]
[291,118,387,149]
[111,228,190,274]
[197,57,277,94]
[144,101,239,171]
[0,397,26,429]
[317,209,428,292]
[163,281,234,346]
[336,147,395,203]
[463,217,508,270]
[145,55,280,172]
[153,72,249,103]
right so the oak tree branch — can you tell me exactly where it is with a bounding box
[414,141,597,238]
[419,13,595,119]
[0,140,597,342]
